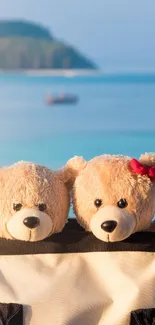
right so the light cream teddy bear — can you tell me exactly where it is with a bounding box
[0,161,70,241]
[67,153,155,242]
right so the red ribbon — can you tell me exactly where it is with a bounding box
[130,158,155,181]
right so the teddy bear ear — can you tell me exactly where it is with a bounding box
[56,156,87,187]
[66,156,87,174]
[139,153,155,166]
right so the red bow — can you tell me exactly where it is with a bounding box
[130,158,155,181]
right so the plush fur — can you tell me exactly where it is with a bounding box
[0,161,70,241]
[67,153,155,242]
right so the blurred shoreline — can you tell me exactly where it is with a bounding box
[1,69,155,78]
[0,69,101,77]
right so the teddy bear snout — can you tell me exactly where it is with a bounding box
[23,217,40,229]
[6,208,54,241]
[101,220,117,233]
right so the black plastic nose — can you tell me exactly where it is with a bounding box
[101,220,117,233]
[23,217,40,229]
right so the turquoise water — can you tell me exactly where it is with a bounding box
[0,73,155,168]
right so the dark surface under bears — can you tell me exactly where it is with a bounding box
[0,219,154,255]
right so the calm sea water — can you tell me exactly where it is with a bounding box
[0,73,155,169]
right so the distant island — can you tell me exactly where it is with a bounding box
[0,20,97,70]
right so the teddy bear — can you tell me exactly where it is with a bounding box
[0,161,70,241]
[66,153,155,242]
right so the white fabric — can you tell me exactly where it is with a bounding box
[0,252,154,325]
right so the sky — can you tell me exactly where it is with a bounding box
[0,0,155,71]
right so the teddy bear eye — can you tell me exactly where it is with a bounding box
[94,199,102,208]
[117,198,128,209]
[13,203,22,211]
[38,203,46,211]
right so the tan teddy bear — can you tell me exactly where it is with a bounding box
[67,153,155,242]
[0,161,70,241]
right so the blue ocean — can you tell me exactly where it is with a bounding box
[0,73,155,169]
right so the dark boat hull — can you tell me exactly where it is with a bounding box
[46,96,78,105]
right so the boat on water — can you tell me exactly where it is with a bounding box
[46,94,79,105]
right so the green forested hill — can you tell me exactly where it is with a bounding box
[0,20,96,70]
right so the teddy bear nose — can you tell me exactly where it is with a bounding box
[23,217,40,229]
[101,220,117,233]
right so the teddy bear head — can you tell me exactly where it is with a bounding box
[67,153,155,242]
[0,161,70,241]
